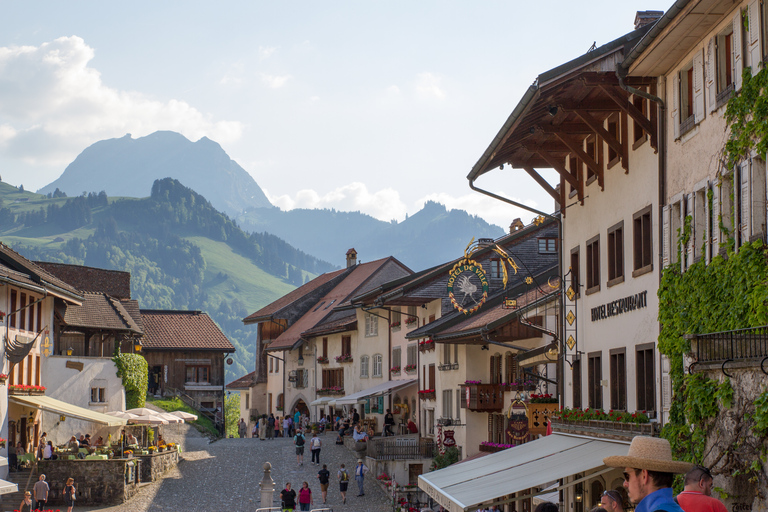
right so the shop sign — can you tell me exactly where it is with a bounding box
[590,290,648,322]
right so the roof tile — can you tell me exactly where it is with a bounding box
[140,310,235,351]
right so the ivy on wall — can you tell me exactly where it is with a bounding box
[112,348,148,409]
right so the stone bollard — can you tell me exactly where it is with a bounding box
[259,461,275,507]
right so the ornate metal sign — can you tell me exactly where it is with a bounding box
[448,239,519,315]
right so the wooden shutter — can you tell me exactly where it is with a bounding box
[672,72,681,139]
[706,37,717,113]
[303,368,309,388]
[378,396,384,414]
[365,399,370,414]
[693,50,705,124]
[712,181,721,255]
[749,0,762,74]
[704,188,712,263]
[688,192,696,265]
[662,205,671,268]
[734,9,744,90]
[429,364,436,389]
[661,355,672,413]
[741,161,752,244]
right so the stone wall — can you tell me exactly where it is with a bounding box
[137,449,179,483]
[38,458,141,505]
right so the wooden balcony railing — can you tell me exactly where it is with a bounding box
[366,437,436,460]
[465,384,504,412]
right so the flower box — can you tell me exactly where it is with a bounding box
[390,366,401,375]
[0,374,7,384]
[317,387,345,396]
[550,409,657,440]
[418,389,436,401]
[317,356,329,364]
[405,317,418,326]
[9,384,46,396]
[335,354,353,363]
[418,339,435,352]
[390,321,401,329]
[404,364,417,374]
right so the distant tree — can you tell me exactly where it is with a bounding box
[53,188,67,198]
[18,184,24,192]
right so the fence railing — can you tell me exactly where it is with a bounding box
[689,325,768,364]
[367,437,436,460]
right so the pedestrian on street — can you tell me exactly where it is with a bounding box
[294,428,305,466]
[310,432,321,465]
[280,482,297,511]
[259,415,267,440]
[384,409,395,436]
[18,491,32,512]
[238,418,246,438]
[64,477,76,512]
[600,489,626,512]
[33,473,49,510]
[676,465,728,512]
[338,463,350,505]
[268,413,276,439]
[294,409,301,429]
[354,458,368,496]
[603,436,693,512]
[252,422,258,438]
[298,481,313,511]
[317,464,330,504]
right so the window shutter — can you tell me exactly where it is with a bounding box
[365,399,370,414]
[672,73,681,139]
[378,396,384,413]
[662,205,671,268]
[706,37,716,113]
[661,356,672,412]
[303,369,309,388]
[734,9,744,90]
[712,181,721,256]
[704,187,712,263]
[693,51,705,124]
[687,193,696,265]
[741,161,752,243]
[749,0,762,74]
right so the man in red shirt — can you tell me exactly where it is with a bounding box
[676,465,727,512]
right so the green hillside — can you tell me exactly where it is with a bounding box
[0,179,333,381]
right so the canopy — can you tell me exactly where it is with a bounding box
[105,411,140,420]
[333,379,417,406]
[155,412,184,423]
[10,395,127,426]
[0,478,17,495]
[168,410,197,421]
[418,434,630,512]
[310,396,334,407]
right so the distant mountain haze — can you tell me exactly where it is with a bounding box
[38,131,273,217]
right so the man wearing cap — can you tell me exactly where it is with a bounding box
[604,436,693,512]
[354,458,368,496]
[676,466,727,512]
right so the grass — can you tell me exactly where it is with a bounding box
[147,396,220,438]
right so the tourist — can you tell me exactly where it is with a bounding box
[10,441,22,471]
[81,434,91,447]
[33,474,49,510]
[591,508,608,512]
[126,432,138,446]
[352,425,369,442]
[298,481,313,511]
[352,408,360,425]
[238,418,246,438]
[309,432,321,465]
[19,491,32,512]
[252,422,258,438]
[268,413,276,439]
[280,482,296,511]
[600,489,626,512]
[43,441,54,460]
[534,503,558,512]
[676,465,728,512]
[384,408,395,436]
[318,415,327,432]
[338,463,350,505]
[38,432,47,459]
[294,409,301,430]
[317,464,330,504]
[64,477,76,512]
[603,436,693,511]
[67,436,79,452]
[283,416,292,438]
[259,415,267,440]
[294,428,305,466]
[95,436,104,447]
[354,458,368,496]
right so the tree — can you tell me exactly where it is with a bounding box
[225,393,240,437]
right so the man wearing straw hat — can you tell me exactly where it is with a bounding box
[604,436,693,512]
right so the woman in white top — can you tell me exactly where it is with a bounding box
[43,441,53,460]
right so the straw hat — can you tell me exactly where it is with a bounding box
[604,436,694,474]
[357,459,363,463]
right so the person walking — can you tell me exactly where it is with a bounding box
[294,428,305,466]
[676,465,728,512]
[354,458,369,496]
[238,418,246,438]
[33,473,49,510]
[259,415,267,440]
[284,416,292,438]
[384,409,395,436]
[310,432,321,465]
[603,436,693,512]
[298,481,313,511]
[268,413,276,439]
[317,464,330,504]
[280,482,296,512]
[64,477,76,512]
[19,491,32,512]
[294,409,301,430]
[338,463,350,505]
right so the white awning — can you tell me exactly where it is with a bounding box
[0,478,17,495]
[333,379,417,406]
[310,397,334,407]
[10,395,128,426]
[418,433,630,512]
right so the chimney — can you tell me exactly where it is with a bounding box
[346,248,358,268]
[509,218,525,233]
[634,10,663,30]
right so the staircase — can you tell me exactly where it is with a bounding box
[2,467,36,511]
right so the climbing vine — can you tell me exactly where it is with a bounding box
[724,66,768,169]
[113,346,148,409]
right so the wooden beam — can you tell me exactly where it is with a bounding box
[599,85,654,138]
[580,73,656,86]
[559,99,622,111]
[649,82,658,151]
[621,111,629,173]
[523,167,561,204]
[551,133,604,189]
[560,175,566,218]
[536,149,583,204]
[571,110,623,158]
[538,123,595,135]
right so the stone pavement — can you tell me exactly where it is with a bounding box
[79,430,394,512]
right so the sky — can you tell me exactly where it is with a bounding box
[0,2,657,228]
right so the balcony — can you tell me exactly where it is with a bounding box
[686,325,768,371]
[367,437,436,460]
[464,384,504,412]
[418,340,435,352]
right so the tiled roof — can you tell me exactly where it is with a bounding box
[243,268,348,323]
[0,243,82,302]
[227,371,255,389]
[301,311,357,337]
[140,310,235,351]
[35,262,132,299]
[120,300,145,333]
[63,293,143,334]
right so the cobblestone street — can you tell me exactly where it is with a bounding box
[79,428,394,512]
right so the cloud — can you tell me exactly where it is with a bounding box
[260,73,291,89]
[264,182,408,222]
[258,46,277,60]
[415,191,544,228]
[415,72,447,100]
[0,36,243,166]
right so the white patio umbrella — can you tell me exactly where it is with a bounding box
[155,412,184,424]
[168,410,198,421]
[105,411,140,420]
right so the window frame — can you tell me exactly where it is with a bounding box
[365,313,379,337]
[360,355,370,378]
[538,238,558,254]
[585,235,600,294]
[636,343,656,412]
[633,205,654,276]
[607,221,624,287]
[185,365,210,384]
[587,351,603,410]
[609,348,627,411]
[570,246,580,298]
[372,354,383,378]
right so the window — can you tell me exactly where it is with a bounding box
[636,344,655,411]
[407,306,418,328]
[587,352,603,410]
[392,307,401,330]
[275,357,279,373]
[90,381,106,403]
[372,354,383,377]
[324,299,336,309]
[715,26,735,105]
[36,301,42,332]
[585,235,600,293]
[360,355,369,378]
[407,344,417,366]
[246,393,250,410]
[442,389,453,419]
[322,337,328,359]
[505,353,518,384]
[341,336,351,356]
[607,221,624,285]
[569,156,580,196]
[633,206,653,274]
[269,357,274,373]
[185,366,210,383]
[27,295,35,331]
[295,369,308,388]
[9,290,16,329]
[489,259,502,279]
[442,343,457,366]
[538,238,557,254]
[607,114,620,165]
[428,364,436,389]
[674,54,704,138]
[277,393,284,410]
[490,354,502,384]
[19,293,26,330]
[633,93,647,146]
[570,247,580,297]
[322,368,344,389]
[392,347,401,368]
[610,349,627,411]
[681,62,694,124]
[365,313,378,337]
[585,136,598,182]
